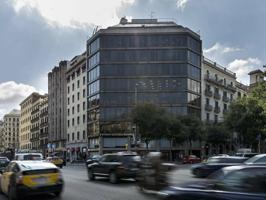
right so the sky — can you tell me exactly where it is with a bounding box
[0,0,265,119]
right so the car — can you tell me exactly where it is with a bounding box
[87,152,141,184]
[86,155,102,165]
[46,156,64,168]
[235,152,259,158]
[182,155,201,164]
[14,153,43,161]
[0,157,9,173]
[244,154,266,165]
[191,156,248,178]
[0,160,64,200]
[159,165,266,200]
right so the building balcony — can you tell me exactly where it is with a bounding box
[30,137,39,143]
[30,127,39,132]
[31,117,39,123]
[214,106,221,113]
[222,96,230,102]
[205,104,213,112]
[204,89,213,97]
[40,131,48,138]
[214,92,221,100]
[226,84,237,92]
[205,75,224,87]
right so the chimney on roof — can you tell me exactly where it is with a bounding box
[120,17,128,25]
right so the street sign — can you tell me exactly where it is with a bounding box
[52,143,56,149]
[47,143,51,149]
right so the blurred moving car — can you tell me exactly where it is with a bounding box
[182,155,201,164]
[86,155,101,165]
[87,152,141,183]
[0,157,9,173]
[244,154,266,165]
[191,156,248,178]
[0,160,64,200]
[136,152,176,192]
[160,165,266,200]
[46,156,64,168]
[14,153,43,161]
[235,152,258,158]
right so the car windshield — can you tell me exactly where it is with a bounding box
[244,156,260,164]
[24,155,42,160]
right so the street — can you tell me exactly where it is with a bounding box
[0,164,194,200]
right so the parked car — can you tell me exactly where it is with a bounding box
[235,152,259,158]
[191,156,248,178]
[87,152,141,183]
[160,165,266,200]
[0,160,64,200]
[182,155,201,164]
[0,157,9,173]
[46,156,64,168]
[244,154,266,165]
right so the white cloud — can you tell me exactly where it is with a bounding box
[10,0,136,28]
[0,81,40,119]
[204,43,242,60]
[176,0,189,10]
[228,58,262,84]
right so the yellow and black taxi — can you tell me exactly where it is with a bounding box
[0,160,64,200]
[46,156,64,168]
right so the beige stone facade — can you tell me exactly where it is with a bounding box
[201,57,247,123]
[20,93,44,151]
[66,52,87,161]
[3,110,20,150]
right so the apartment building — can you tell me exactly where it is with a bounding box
[202,57,239,123]
[48,61,68,150]
[0,121,4,152]
[66,52,87,161]
[39,95,48,156]
[20,93,44,151]
[3,109,20,150]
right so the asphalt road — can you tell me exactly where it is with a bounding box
[0,164,195,200]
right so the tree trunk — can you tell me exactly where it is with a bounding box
[169,138,173,161]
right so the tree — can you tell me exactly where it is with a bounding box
[131,103,167,149]
[206,123,230,154]
[164,117,186,160]
[224,97,266,150]
[180,115,205,155]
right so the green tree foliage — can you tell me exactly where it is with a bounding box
[206,123,230,145]
[180,115,205,154]
[131,103,167,148]
[224,97,266,148]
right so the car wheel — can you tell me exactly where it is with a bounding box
[88,169,95,181]
[109,171,118,184]
[54,190,62,197]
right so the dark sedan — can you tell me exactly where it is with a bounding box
[191,156,248,178]
[160,165,266,200]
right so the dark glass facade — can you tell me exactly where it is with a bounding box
[87,25,202,150]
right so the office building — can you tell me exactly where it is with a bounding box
[87,18,202,154]
[48,61,68,150]
[66,52,87,161]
